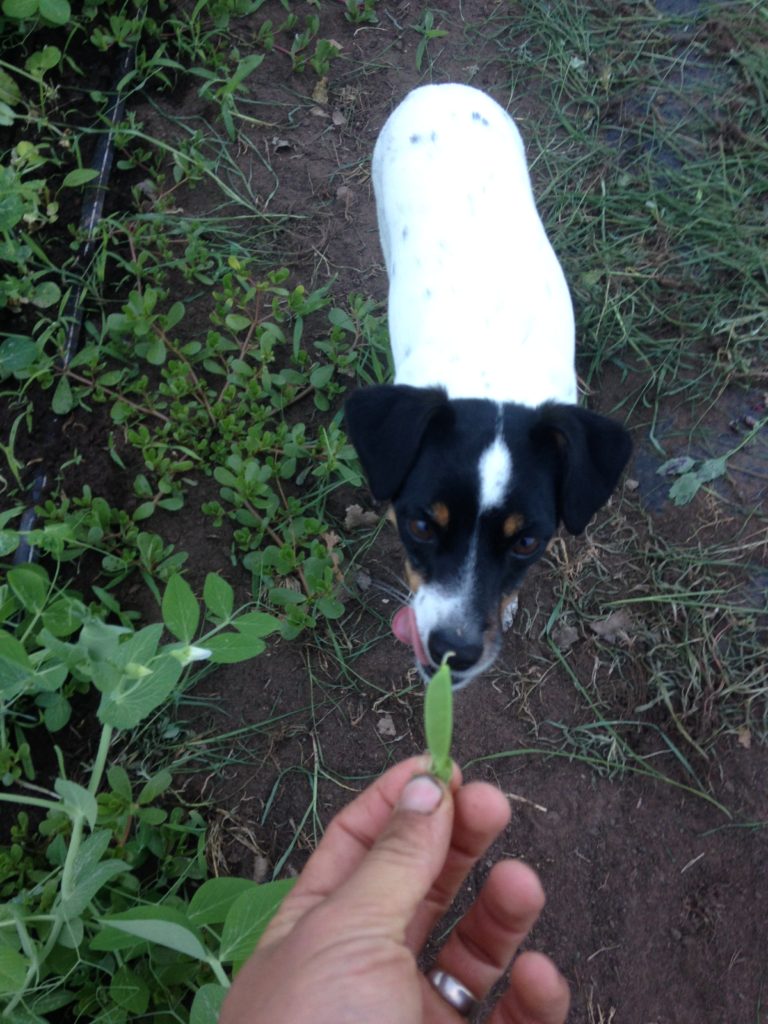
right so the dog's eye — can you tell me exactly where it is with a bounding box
[511,535,540,557]
[407,517,436,543]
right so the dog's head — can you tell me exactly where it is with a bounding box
[345,385,632,688]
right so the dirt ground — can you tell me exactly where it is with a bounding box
[13,1,768,1021]
[147,4,768,1021]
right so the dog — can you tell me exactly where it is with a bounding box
[345,84,632,689]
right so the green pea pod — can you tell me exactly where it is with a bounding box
[424,656,454,783]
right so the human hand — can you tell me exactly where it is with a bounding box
[219,755,569,1023]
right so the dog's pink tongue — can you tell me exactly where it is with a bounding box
[392,606,429,666]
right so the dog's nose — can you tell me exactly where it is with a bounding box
[428,629,484,673]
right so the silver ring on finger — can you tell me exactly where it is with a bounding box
[427,968,479,1017]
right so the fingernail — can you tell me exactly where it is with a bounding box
[398,774,443,814]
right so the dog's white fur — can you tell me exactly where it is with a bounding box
[372,83,577,407]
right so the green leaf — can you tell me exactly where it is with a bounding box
[137,769,172,805]
[30,279,61,309]
[203,573,234,622]
[95,907,208,960]
[33,660,68,693]
[669,472,702,507]
[0,530,20,556]
[110,965,150,1014]
[188,877,259,926]
[25,44,60,75]
[145,335,166,365]
[8,564,48,612]
[164,300,185,328]
[206,631,266,664]
[61,858,130,920]
[697,456,727,483]
[0,945,28,996]
[0,628,33,690]
[62,168,99,188]
[230,611,282,638]
[310,364,334,389]
[0,70,20,106]
[40,691,71,730]
[132,501,156,522]
[190,983,227,1024]
[137,806,166,825]
[225,313,250,331]
[0,505,24,529]
[72,828,111,875]
[109,622,163,670]
[0,336,37,374]
[98,652,183,730]
[316,596,344,619]
[107,764,133,801]
[39,0,70,24]
[219,880,295,963]
[424,658,454,783]
[158,496,183,512]
[42,596,85,637]
[111,400,132,423]
[162,574,199,643]
[52,375,73,414]
[55,778,98,828]
[231,53,264,87]
[2,0,38,19]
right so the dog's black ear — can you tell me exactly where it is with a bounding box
[535,405,632,535]
[345,384,448,500]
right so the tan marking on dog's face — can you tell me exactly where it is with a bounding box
[405,559,424,594]
[430,502,450,528]
[503,513,524,538]
[385,505,397,526]
[500,590,519,616]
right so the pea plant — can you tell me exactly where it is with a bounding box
[424,658,454,784]
[0,562,293,1021]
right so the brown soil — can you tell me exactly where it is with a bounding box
[9,1,767,1021]
[172,4,767,1021]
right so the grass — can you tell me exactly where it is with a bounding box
[480,1,767,428]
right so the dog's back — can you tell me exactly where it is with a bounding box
[372,83,576,407]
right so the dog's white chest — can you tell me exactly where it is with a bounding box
[372,84,577,406]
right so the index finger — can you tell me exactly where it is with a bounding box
[262,756,460,940]
[304,755,461,897]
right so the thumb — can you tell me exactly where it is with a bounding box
[330,773,454,933]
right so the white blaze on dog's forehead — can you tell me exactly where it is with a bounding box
[478,435,512,510]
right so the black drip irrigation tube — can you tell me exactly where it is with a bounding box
[14,46,135,566]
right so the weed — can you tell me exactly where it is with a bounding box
[412,9,449,72]
[0,142,62,311]
[345,0,378,26]
[49,266,367,627]
[189,53,265,140]
[657,415,768,506]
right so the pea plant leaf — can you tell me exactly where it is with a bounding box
[219,879,296,965]
[162,574,200,643]
[424,657,454,784]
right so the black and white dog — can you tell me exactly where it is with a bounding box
[345,84,631,689]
